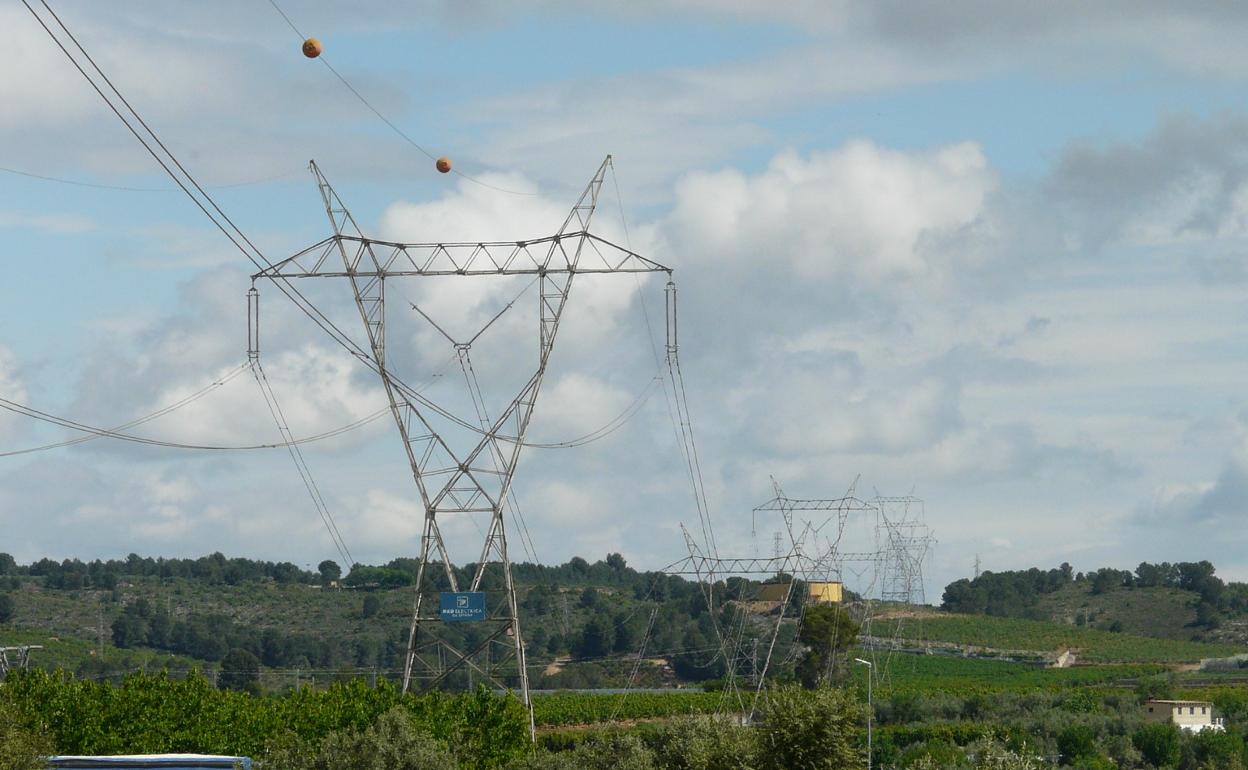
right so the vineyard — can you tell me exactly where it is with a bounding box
[870,652,1166,694]
[899,614,1245,663]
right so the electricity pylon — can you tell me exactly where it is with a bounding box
[251,157,672,738]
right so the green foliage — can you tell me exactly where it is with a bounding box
[756,685,865,770]
[531,691,722,726]
[220,648,261,694]
[361,593,381,619]
[1056,723,1096,763]
[0,591,14,623]
[260,708,456,770]
[318,560,342,587]
[1133,722,1181,769]
[1185,727,1245,770]
[648,715,758,770]
[0,669,529,761]
[911,615,1241,662]
[0,708,52,770]
[795,605,859,688]
[1135,674,1175,702]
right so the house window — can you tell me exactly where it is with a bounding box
[1190,707,1195,715]
[1148,706,1154,713]
[1202,707,1207,714]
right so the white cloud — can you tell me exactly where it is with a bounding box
[666,142,997,289]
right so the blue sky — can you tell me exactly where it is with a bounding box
[7,1,1248,600]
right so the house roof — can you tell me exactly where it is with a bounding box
[1146,699,1213,706]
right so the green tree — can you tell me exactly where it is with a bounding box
[576,614,614,659]
[1057,724,1097,764]
[362,594,382,619]
[219,648,261,695]
[1133,722,1181,769]
[796,604,859,688]
[0,593,14,624]
[757,685,864,770]
[0,709,52,770]
[318,559,342,587]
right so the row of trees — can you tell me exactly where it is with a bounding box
[941,559,1248,627]
[0,552,322,589]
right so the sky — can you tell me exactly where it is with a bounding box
[5,2,1248,601]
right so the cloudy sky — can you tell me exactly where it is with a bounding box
[5,2,1248,599]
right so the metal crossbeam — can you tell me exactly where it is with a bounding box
[252,156,671,741]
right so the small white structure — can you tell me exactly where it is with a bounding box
[1144,700,1224,732]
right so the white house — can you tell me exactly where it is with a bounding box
[1144,700,1224,732]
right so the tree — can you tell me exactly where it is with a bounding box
[575,614,614,659]
[796,604,860,688]
[606,553,627,572]
[0,593,14,624]
[0,553,15,576]
[756,685,864,770]
[318,560,342,587]
[1132,723,1180,769]
[219,648,261,694]
[361,594,381,619]
[1057,724,1097,764]
[579,586,599,608]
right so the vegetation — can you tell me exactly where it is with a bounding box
[941,560,1248,639]
[909,614,1243,663]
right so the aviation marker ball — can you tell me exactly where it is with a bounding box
[302,38,323,58]
[436,157,452,174]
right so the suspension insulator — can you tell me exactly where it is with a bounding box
[436,157,452,174]
[302,38,323,58]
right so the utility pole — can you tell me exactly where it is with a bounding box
[974,554,981,580]
[854,658,874,770]
[251,156,671,742]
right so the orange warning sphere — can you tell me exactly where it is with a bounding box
[302,38,322,58]
[436,157,452,174]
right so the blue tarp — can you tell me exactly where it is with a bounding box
[47,756,252,769]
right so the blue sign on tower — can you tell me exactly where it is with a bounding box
[440,591,486,622]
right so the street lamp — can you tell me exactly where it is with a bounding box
[853,657,873,770]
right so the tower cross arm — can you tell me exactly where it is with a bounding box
[252,232,671,280]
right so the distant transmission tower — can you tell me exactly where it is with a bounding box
[875,496,934,605]
[0,645,41,678]
[251,157,672,738]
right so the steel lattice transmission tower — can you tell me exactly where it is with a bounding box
[251,157,672,737]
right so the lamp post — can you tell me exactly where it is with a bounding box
[854,657,873,770]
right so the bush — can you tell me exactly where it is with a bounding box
[0,709,52,770]
[649,715,757,770]
[1056,724,1096,763]
[261,708,457,769]
[756,686,865,770]
[0,592,14,624]
[1132,722,1181,769]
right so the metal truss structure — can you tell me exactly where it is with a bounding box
[0,645,41,677]
[251,157,672,738]
[874,496,935,606]
[666,477,938,708]
[662,479,880,716]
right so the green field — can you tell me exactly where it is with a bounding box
[902,614,1245,663]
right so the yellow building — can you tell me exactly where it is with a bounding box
[753,581,843,604]
[1145,700,1224,732]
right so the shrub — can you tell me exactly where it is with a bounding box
[261,708,457,769]
[1132,722,1180,769]
[756,686,864,770]
[649,715,757,770]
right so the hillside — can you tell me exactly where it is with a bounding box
[941,559,1248,646]
[5,552,1248,695]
